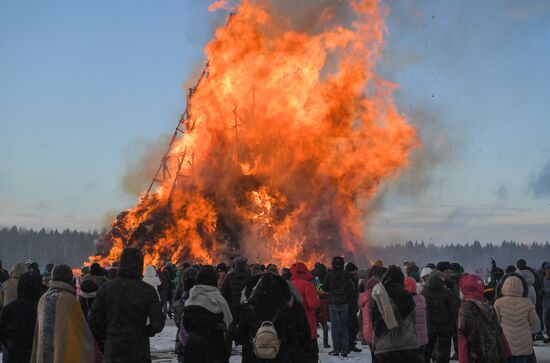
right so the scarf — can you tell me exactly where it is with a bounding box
[185,284,233,327]
[372,283,398,330]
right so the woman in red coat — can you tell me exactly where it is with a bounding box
[290,262,321,356]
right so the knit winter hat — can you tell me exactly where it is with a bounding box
[420,267,433,278]
[459,274,485,301]
[52,264,74,284]
[196,266,218,287]
[435,261,451,272]
[404,276,417,294]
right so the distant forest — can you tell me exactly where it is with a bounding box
[0,226,549,274]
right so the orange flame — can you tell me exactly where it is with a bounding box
[92,0,419,269]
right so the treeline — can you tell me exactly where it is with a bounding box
[0,226,99,271]
[367,240,550,273]
[0,226,549,274]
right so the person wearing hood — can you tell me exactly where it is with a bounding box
[0,263,28,309]
[182,266,233,363]
[541,262,550,341]
[31,265,101,363]
[0,271,42,363]
[359,277,380,363]
[174,266,198,362]
[89,248,165,363]
[142,265,161,292]
[237,273,313,363]
[290,262,320,359]
[520,269,537,307]
[417,267,432,295]
[220,257,250,354]
[422,270,457,363]
[323,256,356,357]
[494,275,540,363]
[370,266,421,363]
[457,274,508,363]
[79,263,109,319]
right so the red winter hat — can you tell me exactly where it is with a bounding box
[459,274,486,302]
[404,276,417,294]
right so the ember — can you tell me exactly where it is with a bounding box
[93,0,419,268]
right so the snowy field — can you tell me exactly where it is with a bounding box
[150,320,550,363]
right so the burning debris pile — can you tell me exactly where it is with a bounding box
[94,0,419,267]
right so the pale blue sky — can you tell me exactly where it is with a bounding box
[1,0,549,245]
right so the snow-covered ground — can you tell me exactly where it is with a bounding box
[151,321,550,363]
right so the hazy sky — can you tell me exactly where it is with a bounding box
[1,0,549,245]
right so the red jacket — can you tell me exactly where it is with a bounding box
[290,262,321,340]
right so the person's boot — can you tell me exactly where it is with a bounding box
[349,345,362,352]
[328,351,340,356]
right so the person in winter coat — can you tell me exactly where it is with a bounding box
[174,266,198,361]
[370,267,421,363]
[237,273,313,363]
[290,262,320,358]
[345,262,362,353]
[404,277,428,348]
[311,262,330,349]
[142,265,161,292]
[158,266,174,318]
[89,248,165,363]
[323,256,356,357]
[422,270,457,363]
[457,274,508,363]
[494,275,540,363]
[79,263,109,319]
[0,260,9,284]
[0,271,42,363]
[0,263,28,309]
[541,263,550,339]
[417,267,432,295]
[359,277,380,363]
[221,257,250,352]
[520,269,538,307]
[182,266,233,363]
[31,265,101,363]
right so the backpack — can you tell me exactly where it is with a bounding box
[252,321,280,359]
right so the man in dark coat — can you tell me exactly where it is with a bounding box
[220,257,250,352]
[89,248,165,363]
[345,262,361,353]
[422,270,458,363]
[0,271,42,363]
[323,256,356,357]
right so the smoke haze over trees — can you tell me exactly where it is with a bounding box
[0,226,549,274]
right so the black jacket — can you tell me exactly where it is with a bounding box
[220,270,250,316]
[422,277,458,334]
[0,267,8,283]
[0,271,42,363]
[89,249,165,363]
[323,269,355,305]
[182,305,228,363]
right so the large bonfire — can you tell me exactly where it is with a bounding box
[93,0,419,268]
